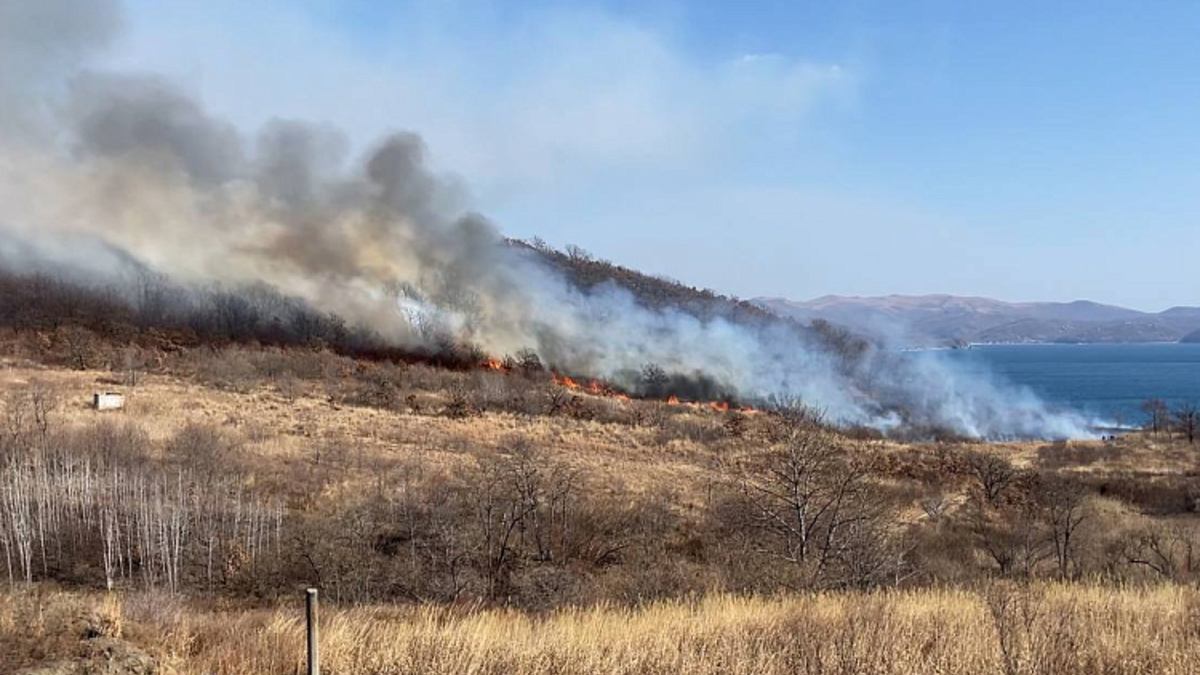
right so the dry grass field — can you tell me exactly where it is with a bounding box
[7,355,1185,503]
[0,357,729,501]
[7,583,1200,675]
[5,350,1200,674]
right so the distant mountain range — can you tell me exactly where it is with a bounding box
[754,294,1200,348]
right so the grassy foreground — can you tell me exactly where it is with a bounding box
[5,584,1200,674]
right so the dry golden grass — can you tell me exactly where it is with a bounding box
[9,358,1190,485]
[6,357,1193,544]
[5,584,1200,674]
[999,434,1200,476]
[0,360,731,503]
[8,359,1200,673]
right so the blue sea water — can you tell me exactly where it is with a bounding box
[941,343,1200,428]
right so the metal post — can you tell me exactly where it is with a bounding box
[306,588,320,675]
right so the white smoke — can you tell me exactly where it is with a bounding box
[0,0,1096,439]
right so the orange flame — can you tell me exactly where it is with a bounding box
[482,361,733,410]
[554,374,580,389]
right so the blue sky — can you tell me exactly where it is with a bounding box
[110,0,1200,310]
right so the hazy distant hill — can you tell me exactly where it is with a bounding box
[754,294,1200,347]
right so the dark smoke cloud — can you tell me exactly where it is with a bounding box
[0,0,1100,439]
[70,73,245,187]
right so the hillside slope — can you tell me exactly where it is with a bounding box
[515,240,872,362]
[756,294,1200,347]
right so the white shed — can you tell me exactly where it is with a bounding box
[93,392,125,411]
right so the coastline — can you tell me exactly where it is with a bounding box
[902,340,1187,352]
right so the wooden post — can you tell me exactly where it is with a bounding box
[306,588,320,675]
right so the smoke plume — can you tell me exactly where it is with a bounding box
[0,0,1095,439]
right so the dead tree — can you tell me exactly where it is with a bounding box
[545,388,574,417]
[962,451,1016,506]
[120,347,147,387]
[737,428,893,587]
[58,326,97,371]
[1142,398,1170,437]
[1038,476,1088,579]
[475,459,534,597]
[473,444,581,596]
[1175,402,1198,444]
[968,504,1052,579]
[2,384,57,460]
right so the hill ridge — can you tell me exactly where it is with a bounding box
[755,294,1200,347]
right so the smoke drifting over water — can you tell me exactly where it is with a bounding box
[0,0,1095,439]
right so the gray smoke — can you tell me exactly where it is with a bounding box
[70,73,245,188]
[0,0,121,140]
[0,0,1097,439]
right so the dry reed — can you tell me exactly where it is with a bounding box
[6,583,1200,674]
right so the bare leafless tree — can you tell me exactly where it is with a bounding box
[58,326,97,370]
[120,346,147,387]
[986,582,1045,675]
[0,437,281,593]
[565,244,594,262]
[968,504,1052,579]
[2,384,56,459]
[919,491,948,522]
[443,385,477,420]
[1038,476,1089,579]
[475,458,532,597]
[509,445,579,563]
[1142,398,1171,437]
[472,443,583,597]
[1121,523,1199,580]
[1174,402,1198,445]
[545,387,574,417]
[963,451,1016,506]
[737,427,894,587]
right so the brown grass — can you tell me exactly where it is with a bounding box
[5,584,1200,674]
[8,357,1200,672]
[8,358,1192,496]
[0,360,737,502]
